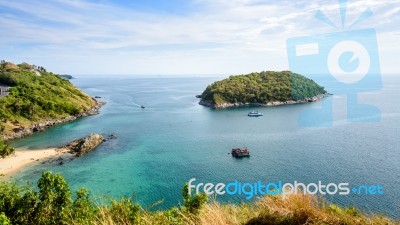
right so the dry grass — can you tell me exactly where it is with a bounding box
[90,193,399,225]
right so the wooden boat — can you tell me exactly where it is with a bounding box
[231,148,250,157]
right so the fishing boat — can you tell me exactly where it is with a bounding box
[248,111,263,117]
[231,148,250,157]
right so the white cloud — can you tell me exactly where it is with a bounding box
[0,0,398,74]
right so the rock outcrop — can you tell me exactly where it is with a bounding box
[58,134,105,157]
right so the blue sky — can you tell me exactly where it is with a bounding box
[0,0,399,75]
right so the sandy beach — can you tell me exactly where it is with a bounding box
[0,148,71,180]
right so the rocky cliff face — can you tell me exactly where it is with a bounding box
[199,94,328,109]
[1,101,105,141]
[59,134,104,157]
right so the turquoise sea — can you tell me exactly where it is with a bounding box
[10,75,400,218]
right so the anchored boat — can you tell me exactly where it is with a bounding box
[248,111,263,117]
[231,148,250,157]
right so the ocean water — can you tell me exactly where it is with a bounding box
[10,75,400,218]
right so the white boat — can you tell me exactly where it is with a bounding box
[248,111,263,117]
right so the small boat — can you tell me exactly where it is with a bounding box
[248,111,263,117]
[231,148,250,157]
[141,105,145,109]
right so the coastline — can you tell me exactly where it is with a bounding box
[0,133,105,180]
[199,94,329,109]
[0,99,106,180]
[0,148,73,180]
[1,100,105,141]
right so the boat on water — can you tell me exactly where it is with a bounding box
[141,105,145,109]
[231,148,250,157]
[248,111,263,117]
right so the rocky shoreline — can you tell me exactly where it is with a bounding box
[0,134,106,179]
[199,94,329,109]
[1,100,105,141]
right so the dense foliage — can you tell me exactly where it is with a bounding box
[0,61,95,135]
[0,171,207,225]
[182,183,208,214]
[201,71,326,105]
[0,139,14,158]
[0,172,396,225]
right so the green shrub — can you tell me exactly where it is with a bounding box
[182,183,208,214]
[164,207,183,224]
[107,197,140,224]
[0,140,14,158]
[69,188,97,224]
[36,171,72,225]
[0,212,11,225]
[0,181,40,224]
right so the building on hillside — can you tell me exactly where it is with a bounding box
[0,85,10,97]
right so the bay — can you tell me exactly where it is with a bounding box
[11,75,400,218]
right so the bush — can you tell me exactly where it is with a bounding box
[36,171,72,225]
[107,197,140,224]
[0,171,73,225]
[164,207,183,224]
[0,140,14,158]
[182,183,208,213]
[69,188,97,224]
[0,212,11,225]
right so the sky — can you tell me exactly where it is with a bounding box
[0,0,399,75]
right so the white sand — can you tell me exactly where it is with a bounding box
[0,148,71,180]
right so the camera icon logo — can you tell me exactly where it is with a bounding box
[287,1,382,127]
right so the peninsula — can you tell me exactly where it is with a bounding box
[0,61,104,162]
[0,61,102,141]
[199,71,327,109]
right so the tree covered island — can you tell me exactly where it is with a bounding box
[199,71,328,109]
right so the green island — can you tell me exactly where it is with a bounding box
[199,71,327,108]
[0,172,396,225]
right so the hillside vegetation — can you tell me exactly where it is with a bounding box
[201,71,326,106]
[0,172,397,225]
[0,61,96,137]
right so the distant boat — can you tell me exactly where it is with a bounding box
[231,148,250,157]
[248,111,263,117]
[141,105,145,109]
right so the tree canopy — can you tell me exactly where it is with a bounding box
[201,71,326,105]
[0,61,95,134]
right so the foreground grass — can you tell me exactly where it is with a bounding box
[0,172,398,225]
[138,195,397,225]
